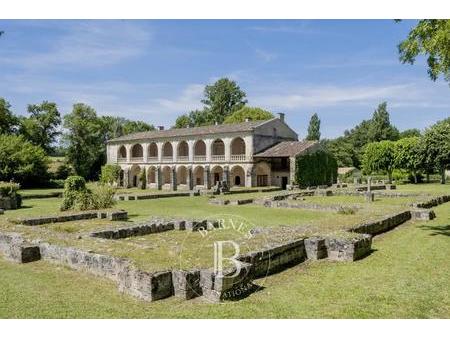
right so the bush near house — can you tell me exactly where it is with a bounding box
[295,151,338,188]
[100,164,121,185]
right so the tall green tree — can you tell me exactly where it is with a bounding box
[367,102,399,142]
[99,116,154,141]
[422,118,450,184]
[398,20,450,83]
[394,137,424,183]
[0,98,19,135]
[202,78,247,124]
[19,101,61,153]
[321,138,355,167]
[64,103,104,180]
[174,114,192,128]
[362,140,396,183]
[306,113,321,141]
[0,134,49,187]
[224,106,274,124]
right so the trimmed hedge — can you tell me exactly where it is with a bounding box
[295,150,338,188]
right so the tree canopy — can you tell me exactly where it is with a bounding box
[394,137,424,183]
[224,106,274,124]
[173,78,248,128]
[19,101,61,153]
[0,98,19,135]
[306,113,321,141]
[362,140,396,183]
[398,19,450,83]
[422,118,450,183]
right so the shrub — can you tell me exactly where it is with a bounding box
[0,134,50,187]
[295,150,338,188]
[337,206,356,215]
[100,164,121,185]
[90,184,116,209]
[60,176,116,211]
[60,176,88,211]
[0,182,20,197]
[54,162,74,180]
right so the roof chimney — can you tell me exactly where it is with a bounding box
[278,113,285,122]
[158,126,164,131]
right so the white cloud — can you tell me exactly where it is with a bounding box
[0,21,152,69]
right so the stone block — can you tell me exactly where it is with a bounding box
[411,209,436,221]
[304,237,327,260]
[10,245,41,263]
[118,268,173,302]
[185,220,208,232]
[107,210,128,221]
[0,209,4,215]
[173,220,186,230]
[172,269,202,299]
[325,234,372,261]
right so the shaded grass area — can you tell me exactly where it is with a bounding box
[0,203,449,318]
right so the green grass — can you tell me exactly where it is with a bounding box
[0,202,448,318]
[396,182,450,195]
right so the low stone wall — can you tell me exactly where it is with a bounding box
[304,237,328,260]
[39,242,130,282]
[411,195,450,209]
[256,199,356,212]
[355,184,396,192]
[350,211,412,235]
[21,192,63,200]
[90,218,218,239]
[237,239,307,278]
[0,232,41,263]
[13,210,128,226]
[115,192,192,201]
[209,198,254,206]
[331,190,427,198]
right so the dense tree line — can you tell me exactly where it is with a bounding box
[362,118,450,184]
[0,97,154,186]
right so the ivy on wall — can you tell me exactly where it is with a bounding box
[295,150,338,188]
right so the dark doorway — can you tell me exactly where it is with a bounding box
[257,175,268,187]
[119,170,124,187]
[234,175,241,186]
[214,173,220,184]
[281,177,288,189]
[133,175,138,187]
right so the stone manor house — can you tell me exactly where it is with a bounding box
[106,113,320,190]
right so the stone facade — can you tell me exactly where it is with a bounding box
[105,116,321,190]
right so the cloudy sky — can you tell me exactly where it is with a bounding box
[0,20,448,138]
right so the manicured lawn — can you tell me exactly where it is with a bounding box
[0,202,448,318]
[396,182,450,195]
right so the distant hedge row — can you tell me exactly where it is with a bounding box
[295,150,338,188]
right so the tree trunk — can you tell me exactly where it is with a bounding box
[413,171,418,184]
[441,166,446,184]
[426,172,430,183]
[388,171,392,184]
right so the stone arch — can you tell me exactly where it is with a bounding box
[194,140,206,156]
[177,141,189,158]
[118,145,127,159]
[147,166,157,184]
[254,161,271,187]
[193,166,204,186]
[130,164,141,187]
[148,142,158,158]
[231,137,246,155]
[162,166,171,185]
[211,165,223,185]
[162,142,173,158]
[177,165,188,185]
[230,165,245,187]
[131,144,143,158]
[211,139,225,156]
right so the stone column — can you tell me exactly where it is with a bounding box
[224,138,231,162]
[204,165,211,189]
[156,166,162,190]
[172,141,178,163]
[171,166,177,191]
[143,143,149,163]
[223,166,230,187]
[126,145,131,163]
[187,166,193,190]
[205,139,212,162]
[249,166,257,187]
[123,168,130,188]
[188,140,194,162]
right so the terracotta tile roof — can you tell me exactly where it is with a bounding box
[254,140,319,158]
[107,119,275,143]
